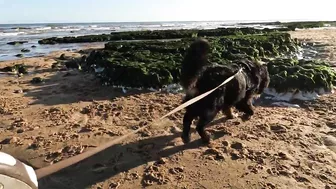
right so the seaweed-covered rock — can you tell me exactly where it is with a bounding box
[267,58,336,93]
[282,21,326,30]
[15,54,24,58]
[38,27,289,45]
[69,28,336,93]
[84,32,302,89]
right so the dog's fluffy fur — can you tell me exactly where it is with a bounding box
[180,38,270,144]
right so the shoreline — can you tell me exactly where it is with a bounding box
[2,20,336,62]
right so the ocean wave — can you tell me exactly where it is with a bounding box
[0,32,25,37]
[86,27,113,31]
[36,27,52,31]
[54,28,82,32]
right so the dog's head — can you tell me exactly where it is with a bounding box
[255,62,270,94]
[189,38,211,54]
[180,38,212,90]
[185,38,211,63]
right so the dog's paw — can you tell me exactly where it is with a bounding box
[181,134,191,144]
[201,133,211,144]
[241,114,252,121]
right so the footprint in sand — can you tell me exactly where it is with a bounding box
[322,135,336,153]
[70,112,88,126]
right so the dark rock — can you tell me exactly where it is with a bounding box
[59,53,67,60]
[15,54,24,58]
[0,64,28,74]
[27,143,39,150]
[17,65,28,74]
[11,27,31,30]
[30,77,44,84]
[31,45,37,48]
[7,41,28,45]
[0,137,19,144]
[17,128,24,133]
[21,48,30,53]
[37,27,290,44]
[65,59,81,69]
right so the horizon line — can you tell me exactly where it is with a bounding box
[1,19,335,25]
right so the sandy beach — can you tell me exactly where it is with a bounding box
[1,29,336,189]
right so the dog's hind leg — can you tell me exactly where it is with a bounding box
[181,110,195,144]
[196,111,217,144]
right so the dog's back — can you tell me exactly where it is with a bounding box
[183,64,247,115]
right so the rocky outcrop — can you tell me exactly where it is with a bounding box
[7,41,28,45]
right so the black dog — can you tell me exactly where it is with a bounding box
[180,38,270,144]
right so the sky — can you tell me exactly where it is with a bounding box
[0,0,335,24]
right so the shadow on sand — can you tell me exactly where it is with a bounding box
[23,68,154,106]
[37,130,229,189]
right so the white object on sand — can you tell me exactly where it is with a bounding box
[0,152,38,189]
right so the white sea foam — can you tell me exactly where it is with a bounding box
[0,31,25,36]
[264,88,334,102]
[87,27,112,31]
[36,26,52,31]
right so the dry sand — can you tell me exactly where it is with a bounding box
[1,29,336,189]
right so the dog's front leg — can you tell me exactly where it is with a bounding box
[181,110,194,144]
[196,111,217,144]
[235,96,254,121]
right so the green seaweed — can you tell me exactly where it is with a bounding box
[38,27,290,44]
[267,58,336,93]
[70,28,336,93]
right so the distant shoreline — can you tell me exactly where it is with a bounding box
[1,19,336,26]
